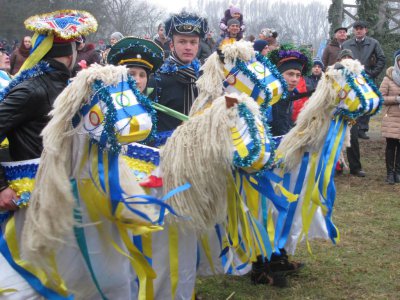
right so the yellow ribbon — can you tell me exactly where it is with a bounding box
[3,216,69,296]
[169,225,179,299]
[18,33,54,74]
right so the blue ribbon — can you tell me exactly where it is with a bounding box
[277,152,309,250]
[71,179,107,300]
[0,227,74,299]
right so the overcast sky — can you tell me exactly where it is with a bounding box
[149,0,335,12]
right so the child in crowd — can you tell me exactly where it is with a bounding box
[220,5,245,39]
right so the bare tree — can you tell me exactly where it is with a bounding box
[193,0,329,51]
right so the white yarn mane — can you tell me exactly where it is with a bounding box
[22,64,129,262]
[191,40,255,115]
[277,59,363,171]
[162,92,261,231]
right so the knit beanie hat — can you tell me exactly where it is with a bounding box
[253,40,269,52]
[227,19,240,27]
[110,32,124,41]
[230,6,241,16]
[312,57,324,70]
[337,49,354,61]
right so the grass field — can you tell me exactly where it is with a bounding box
[196,116,400,300]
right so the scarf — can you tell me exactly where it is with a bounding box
[159,52,200,115]
[18,44,31,58]
[392,56,400,86]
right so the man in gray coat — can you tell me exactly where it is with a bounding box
[342,20,386,139]
[342,21,385,177]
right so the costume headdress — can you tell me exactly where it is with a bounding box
[268,44,312,76]
[164,11,209,38]
[107,37,164,73]
[19,9,97,73]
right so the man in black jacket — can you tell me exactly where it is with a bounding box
[0,39,77,210]
[342,20,386,140]
[150,12,208,138]
[269,48,310,137]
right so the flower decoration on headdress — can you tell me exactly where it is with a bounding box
[268,43,312,76]
[164,11,209,38]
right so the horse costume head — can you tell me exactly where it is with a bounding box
[22,65,162,259]
[192,40,287,115]
[278,58,383,170]
[162,92,272,230]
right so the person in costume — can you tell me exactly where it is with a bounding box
[0,10,97,211]
[107,36,164,95]
[267,45,312,137]
[261,45,313,274]
[149,11,208,136]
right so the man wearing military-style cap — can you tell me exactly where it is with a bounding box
[149,11,208,136]
[0,10,97,210]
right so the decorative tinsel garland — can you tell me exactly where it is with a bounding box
[334,70,384,120]
[0,61,52,102]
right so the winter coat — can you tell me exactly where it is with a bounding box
[342,36,386,79]
[154,36,171,59]
[10,47,30,75]
[197,39,213,64]
[292,77,308,122]
[322,38,342,67]
[380,66,400,140]
[73,43,101,73]
[0,58,71,190]
[269,93,296,136]
[149,71,198,132]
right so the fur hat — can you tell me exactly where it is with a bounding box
[111,32,124,41]
[260,28,278,39]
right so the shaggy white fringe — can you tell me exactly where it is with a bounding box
[192,40,255,115]
[21,64,129,264]
[277,59,364,171]
[162,92,261,232]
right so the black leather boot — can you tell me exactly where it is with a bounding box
[386,145,395,185]
[250,255,287,287]
[269,249,305,275]
[395,146,400,183]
